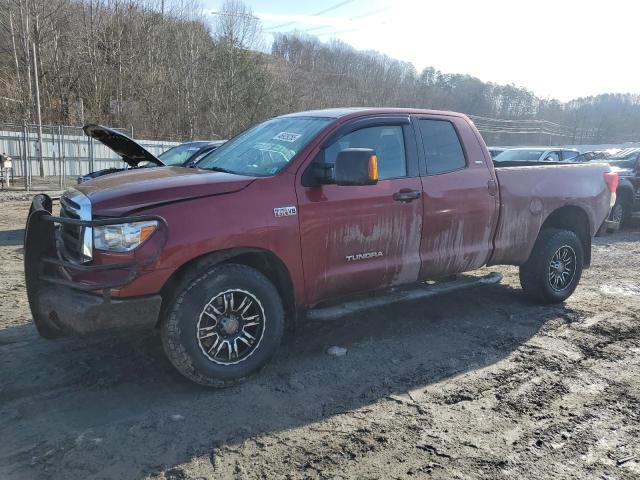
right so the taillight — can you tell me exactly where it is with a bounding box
[604,172,618,193]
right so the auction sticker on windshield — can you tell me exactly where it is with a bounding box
[273,132,302,142]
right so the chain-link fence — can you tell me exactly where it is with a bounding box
[0,123,180,191]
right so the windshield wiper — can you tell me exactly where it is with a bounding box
[206,166,235,174]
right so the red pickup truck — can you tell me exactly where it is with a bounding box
[24,108,617,386]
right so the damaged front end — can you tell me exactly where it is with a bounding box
[24,193,167,338]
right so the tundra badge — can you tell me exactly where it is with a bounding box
[346,251,383,262]
[274,206,297,218]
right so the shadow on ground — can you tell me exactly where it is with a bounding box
[0,281,576,479]
[0,229,23,247]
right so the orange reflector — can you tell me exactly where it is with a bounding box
[369,155,379,182]
[140,225,157,242]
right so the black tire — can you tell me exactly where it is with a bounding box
[610,196,632,229]
[519,228,584,304]
[161,263,284,387]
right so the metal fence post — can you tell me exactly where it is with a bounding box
[58,125,65,188]
[88,135,94,172]
[22,122,29,191]
[52,150,57,186]
[51,126,57,178]
[76,129,81,176]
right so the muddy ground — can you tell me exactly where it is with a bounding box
[1,193,639,480]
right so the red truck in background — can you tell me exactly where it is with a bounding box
[24,108,618,386]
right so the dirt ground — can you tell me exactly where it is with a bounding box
[1,192,639,480]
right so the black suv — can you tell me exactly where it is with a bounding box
[605,148,640,226]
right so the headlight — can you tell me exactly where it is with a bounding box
[94,220,158,252]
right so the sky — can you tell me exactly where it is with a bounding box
[200,0,640,102]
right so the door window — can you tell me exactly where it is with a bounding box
[418,119,466,174]
[324,126,407,179]
[543,152,560,162]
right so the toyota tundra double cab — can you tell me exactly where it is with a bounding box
[24,108,618,386]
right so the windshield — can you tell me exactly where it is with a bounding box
[197,117,331,176]
[158,143,208,166]
[494,149,544,162]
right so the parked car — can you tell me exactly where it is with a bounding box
[494,147,580,163]
[77,125,225,183]
[488,147,507,158]
[24,108,616,386]
[569,150,616,163]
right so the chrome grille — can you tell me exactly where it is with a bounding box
[58,190,92,262]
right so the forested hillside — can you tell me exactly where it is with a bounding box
[2,0,639,144]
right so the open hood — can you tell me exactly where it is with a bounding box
[83,124,165,167]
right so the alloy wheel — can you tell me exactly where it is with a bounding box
[548,245,576,291]
[196,289,266,365]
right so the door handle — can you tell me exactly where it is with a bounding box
[487,179,498,196]
[393,190,421,203]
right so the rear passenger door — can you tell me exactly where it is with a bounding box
[415,116,499,278]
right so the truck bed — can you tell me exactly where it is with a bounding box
[489,162,613,266]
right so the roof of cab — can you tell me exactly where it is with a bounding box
[504,147,579,152]
[279,107,469,120]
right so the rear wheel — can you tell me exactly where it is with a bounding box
[519,228,584,304]
[610,196,631,229]
[161,264,285,387]
[609,201,624,225]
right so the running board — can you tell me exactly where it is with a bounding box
[306,272,503,322]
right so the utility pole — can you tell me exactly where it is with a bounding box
[32,41,44,177]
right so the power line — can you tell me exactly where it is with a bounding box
[266,3,394,39]
[350,5,393,20]
[314,0,356,16]
[297,5,393,35]
[207,10,258,19]
[264,0,356,31]
[315,28,359,36]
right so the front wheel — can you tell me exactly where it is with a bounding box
[161,264,285,387]
[519,228,584,304]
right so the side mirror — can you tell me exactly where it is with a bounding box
[334,148,379,186]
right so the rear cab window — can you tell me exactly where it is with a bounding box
[417,119,466,175]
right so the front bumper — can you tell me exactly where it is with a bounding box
[37,284,162,336]
[24,194,165,337]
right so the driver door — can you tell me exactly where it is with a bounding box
[296,118,423,306]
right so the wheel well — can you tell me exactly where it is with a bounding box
[158,248,296,329]
[540,206,591,267]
